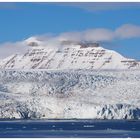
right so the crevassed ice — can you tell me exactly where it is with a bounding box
[0,69,140,119]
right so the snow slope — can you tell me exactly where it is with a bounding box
[0,38,139,70]
[0,69,140,119]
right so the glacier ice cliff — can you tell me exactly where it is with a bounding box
[0,69,140,119]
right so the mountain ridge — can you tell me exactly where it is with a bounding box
[0,37,139,70]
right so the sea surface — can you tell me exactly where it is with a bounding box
[0,119,140,138]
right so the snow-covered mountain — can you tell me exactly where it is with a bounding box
[0,37,140,120]
[0,37,139,70]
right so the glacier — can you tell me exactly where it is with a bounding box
[0,69,140,119]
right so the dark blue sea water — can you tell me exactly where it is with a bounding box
[0,119,140,138]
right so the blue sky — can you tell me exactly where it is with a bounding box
[0,2,140,59]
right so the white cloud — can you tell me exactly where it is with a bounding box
[58,31,83,42]
[0,41,28,59]
[0,24,140,59]
[58,29,114,42]
[56,24,140,42]
[84,28,115,42]
[58,24,140,42]
[115,24,140,39]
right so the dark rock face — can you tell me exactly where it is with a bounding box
[79,42,100,48]
[61,40,100,48]
[28,42,39,47]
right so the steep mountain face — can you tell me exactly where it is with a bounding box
[0,37,139,70]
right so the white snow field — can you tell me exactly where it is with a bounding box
[0,69,140,119]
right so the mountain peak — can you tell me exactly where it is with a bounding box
[61,40,100,48]
[25,37,42,47]
[0,38,139,70]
